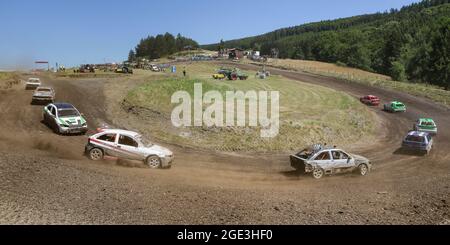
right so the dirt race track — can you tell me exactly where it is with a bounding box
[0,64,449,224]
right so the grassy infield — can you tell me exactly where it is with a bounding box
[124,63,376,152]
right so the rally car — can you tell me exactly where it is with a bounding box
[360,95,380,106]
[290,144,371,179]
[401,131,433,155]
[85,129,174,169]
[384,101,406,112]
[42,103,88,135]
[413,118,437,135]
[32,86,55,104]
[25,78,41,90]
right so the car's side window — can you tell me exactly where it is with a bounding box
[118,135,138,147]
[331,151,349,160]
[98,133,117,143]
[50,107,56,116]
[315,151,330,161]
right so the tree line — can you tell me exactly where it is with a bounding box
[203,0,449,89]
[128,33,199,61]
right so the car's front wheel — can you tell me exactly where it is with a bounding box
[312,168,324,179]
[146,156,161,169]
[89,148,104,161]
[358,164,369,176]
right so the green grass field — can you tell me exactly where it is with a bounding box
[122,62,376,152]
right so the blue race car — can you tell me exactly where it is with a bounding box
[402,131,433,155]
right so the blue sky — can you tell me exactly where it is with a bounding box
[0,0,420,69]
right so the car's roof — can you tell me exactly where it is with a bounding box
[36,86,52,90]
[392,101,404,104]
[419,118,434,122]
[407,131,429,137]
[99,129,140,137]
[303,144,344,153]
[28,78,40,81]
[53,103,75,109]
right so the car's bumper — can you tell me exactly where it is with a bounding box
[402,143,429,151]
[161,156,174,168]
[60,126,88,134]
[32,97,53,101]
[393,109,406,112]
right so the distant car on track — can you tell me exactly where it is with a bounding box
[32,86,55,104]
[42,103,88,135]
[290,144,371,179]
[360,95,380,106]
[25,78,41,90]
[413,118,437,135]
[401,131,433,155]
[85,129,174,169]
[384,101,406,112]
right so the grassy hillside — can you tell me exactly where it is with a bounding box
[203,0,450,89]
[121,63,376,152]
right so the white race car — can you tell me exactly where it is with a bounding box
[290,144,371,179]
[26,78,41,90]
[85,129,174,169]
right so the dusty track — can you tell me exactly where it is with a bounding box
[0,67,448,224]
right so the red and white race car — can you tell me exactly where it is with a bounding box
[85,128,174,169]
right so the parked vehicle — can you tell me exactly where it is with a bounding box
[290,144,371,179]
[218,68,248,80]
[212,73,225,79]
[32,86,55,104]
[401,131,433,155]
[360,95,380,106]
[75,64,95,73]
[150,64,160,72]
[115,64,133,74]
[85,129,174,169]
[25,78,41,90]
[384,101,406,112]
[42,103,88,135]
[413,118,437,135]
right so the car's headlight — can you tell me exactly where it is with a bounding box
[82,123,87,127]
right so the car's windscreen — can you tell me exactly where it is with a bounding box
[137,136,153,146]
[37,88,51,92]
[58,109,79,117]
[405,135,425,143]
[421,121,435,126]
